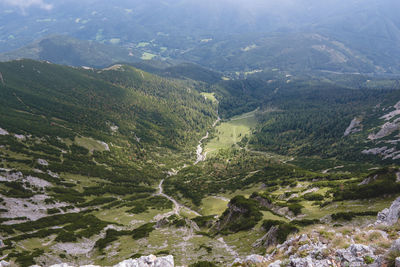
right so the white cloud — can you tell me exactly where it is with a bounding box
[0,0,53,11]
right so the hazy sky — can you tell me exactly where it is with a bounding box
[0,0,53,10]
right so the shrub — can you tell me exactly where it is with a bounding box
[132,223,156,240]
[288,203,303,215]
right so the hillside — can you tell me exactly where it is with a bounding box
[0,36,139,68]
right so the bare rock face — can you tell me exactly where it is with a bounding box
[45,255,174,267]
[344,117,362,136]
[252,226,279,248]
[113,255,174,267]
[376,196,400,226]
[396,257,400,267]
[336,244,376,266]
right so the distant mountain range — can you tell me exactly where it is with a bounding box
[1,0,400,73]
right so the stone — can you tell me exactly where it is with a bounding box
[289,256,314,267]
[268,260,282,267]
[0,261,10,267]
[243,254,268,264]
[253,225,279,248]
[0,127,8,136]
[376,196,400,226]
[391,238,400,253]
[336,244,375,266]
[37,158,49,166]
[48,255,174,267]
[395,257,400,267]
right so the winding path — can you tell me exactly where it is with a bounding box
[154,115,220,221]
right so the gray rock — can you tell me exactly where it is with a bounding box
[268,260,282,267]
[0,261,10,267]
[391,238,400,253]
[114,255,174,267]
[289,256,314,267]
[396,257,400,267]
[0,127,8,136]
[48,255,174,267]
[344,117,362,136]
[253,225,279,248]
[376,196,400,226]
[336,244,375,266]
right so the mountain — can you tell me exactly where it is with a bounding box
[3,1,400,266]
[0,36,139,68]
[1,0,400,73]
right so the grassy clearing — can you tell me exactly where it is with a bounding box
[136,42,150,48]
[200,196,229,216]
[205,109,258,155]
[141,52,156,60]
[200,92,218,103]
[74,136,108,152]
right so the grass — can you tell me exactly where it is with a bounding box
[205,109,258,155]
[141,52,156,60]
[261,210,287,221]
[74,136,108,152]
[200,196,229,216]
[200,92,218,104]
[136,42,150,48]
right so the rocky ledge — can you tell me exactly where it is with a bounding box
[236,196,400,267]
[0,255,174,267]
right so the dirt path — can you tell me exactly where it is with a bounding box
[195,116,220,164]
[156,114,220,220]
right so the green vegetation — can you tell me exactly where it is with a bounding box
[331,211,378,221]
[262,220,299,243]
[205,109,258,155]
[132,223,156,239]
[216,195,263,234]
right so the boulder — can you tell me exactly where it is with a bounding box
[48,255,174,267]
[396,257,400,267]
[268,260,282,267]
[336,244,376,266]
[376,196,400,226]
[253,226,279,248]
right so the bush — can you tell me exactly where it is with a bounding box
[189,261,218,267]
[331,211,377,221]
[303,193,324,201]
[288,203,303,215]
[132,223,156,240]
[261,220,298,243]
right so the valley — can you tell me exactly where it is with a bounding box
[1,60,400,266]
[1,1,400,265]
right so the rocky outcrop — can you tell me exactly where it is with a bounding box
[336,244,376,266]
[252,226,279,248]
[113,255,174,267]
[344,117,362,136]
[0,72,4,85]
[0,127,8,135]
[368,122,399,140]
[375,196,400,226]
[27,255,174,267]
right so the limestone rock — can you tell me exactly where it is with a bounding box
[376,196,400,226]
[336,244,376,266]
[268,260,282,267]
[0,127,8,135]
[396,257,400,267]
[48,255,174,267]
[114,255,174,267]
[252,225,279,248]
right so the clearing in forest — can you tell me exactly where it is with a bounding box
[205,109,258,155]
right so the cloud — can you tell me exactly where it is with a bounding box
[0,0,53,11]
